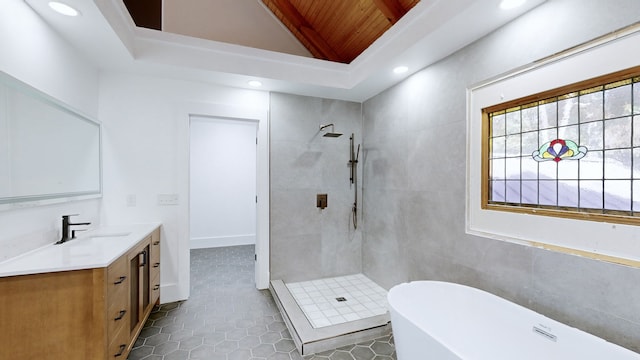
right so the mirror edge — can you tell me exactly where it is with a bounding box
[0,71,103,211]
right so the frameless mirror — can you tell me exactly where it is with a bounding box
[0,71,101,209]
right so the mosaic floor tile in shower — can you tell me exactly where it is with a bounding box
[285,274,388,328]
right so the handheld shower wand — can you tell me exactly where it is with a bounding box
[350,134,360,229]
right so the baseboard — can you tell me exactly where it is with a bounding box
[159,283,186,304]
[190,235,255,249]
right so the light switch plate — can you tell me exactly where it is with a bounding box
[158,194,179,205]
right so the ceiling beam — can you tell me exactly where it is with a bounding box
[264,0,342,62]
[373,0,406,24]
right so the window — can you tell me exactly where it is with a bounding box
[482,67,640,225]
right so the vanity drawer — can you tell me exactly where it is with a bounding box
[150,233,160,269]
[107,256,128,296]
[107,289,129,341]
[108,324,130,359]
[150,273,160,305]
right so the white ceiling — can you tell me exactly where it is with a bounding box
[24,0,546,102]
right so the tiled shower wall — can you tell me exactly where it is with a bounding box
[362,0,640,353]
[270,93,363,282]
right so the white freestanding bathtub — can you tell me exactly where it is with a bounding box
[388,281,640,359]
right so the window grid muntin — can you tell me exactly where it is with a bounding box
[487,74,640,217]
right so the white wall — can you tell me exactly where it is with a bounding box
[163,0,312,57]
[190,117,257,249]
[0,0,101,260]
[99,72,269,302]
[0,1,98,118]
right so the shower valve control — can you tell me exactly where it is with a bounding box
[317,194,328,209]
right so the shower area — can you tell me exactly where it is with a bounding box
[269,93,390,355]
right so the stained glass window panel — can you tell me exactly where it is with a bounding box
[558,125,579,144]
[634,81,640,114]
[604,180,631,211]
[558,180,579,207]
[506,135,521,157]
[521,180,538,204]
[579,90,604,123]
[580,150,603,180]
[492,136,505,158]
[492,113,506,136]
[506,180,521,203]
[491,158,505,180]
[580,121,603,150]
[506,111,521,135]
[580,180,603,209]
[539,128,557,148]
[505,158,521,180]
[558,160,578,180]
[633,116,640,146]
[539,161,557,180]
[604,83,632,119]
[539,101,557,129]
[538,181,557,206]
[485,70,640,221]
[492,180,506,202]
[522,132,538,156]
[558,95,579,126]
[521,106,538,132]
[633,180,640,211]
[633,148,640,178]
[604,117,631,149]
[604,149,631,179]
[521,156,538,180]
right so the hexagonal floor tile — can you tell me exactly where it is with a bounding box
[127,246,399,360]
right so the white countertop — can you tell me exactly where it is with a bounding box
[0,223,161,277]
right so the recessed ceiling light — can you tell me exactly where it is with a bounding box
[393,66,408,74]
[48,1,80,16]
[248,80,263,87]
[499,0,526,10]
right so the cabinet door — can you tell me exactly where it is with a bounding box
[140,244,150,312]
[129,252,139,331]
[128,242,149,331]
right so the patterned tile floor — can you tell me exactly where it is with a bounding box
[127,245,396,360]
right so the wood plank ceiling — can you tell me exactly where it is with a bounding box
[262,0,420,63]
[123,0,420,64]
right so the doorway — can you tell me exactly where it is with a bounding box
[173,103,269,302]
[189,116,257,249]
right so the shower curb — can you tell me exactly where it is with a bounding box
[269,279,391,355]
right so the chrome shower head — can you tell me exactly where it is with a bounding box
[319,123,343,137]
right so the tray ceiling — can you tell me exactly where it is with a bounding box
[124,0,419,63]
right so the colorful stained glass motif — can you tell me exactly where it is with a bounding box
[532,139,587,163]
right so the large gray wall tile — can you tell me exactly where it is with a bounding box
[361,0,640,353]
[270,93,363,282]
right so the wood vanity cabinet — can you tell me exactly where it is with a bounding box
[0,227,161,360]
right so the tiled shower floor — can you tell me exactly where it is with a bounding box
[127,246,396,360]
[286,274,388,328]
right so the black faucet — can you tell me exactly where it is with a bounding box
[55,214,91,245]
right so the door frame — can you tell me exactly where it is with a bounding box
[177,102,270,300]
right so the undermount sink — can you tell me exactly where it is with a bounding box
[87,232,131,238]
